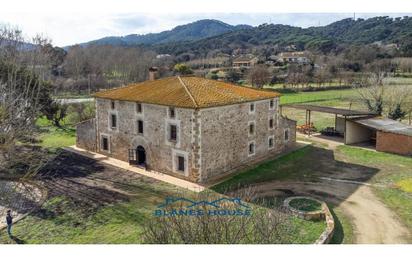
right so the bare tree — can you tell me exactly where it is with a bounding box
[355,74,412,119]
[0,26,53,179]
[63,45,156,94]
[247,65,271,89]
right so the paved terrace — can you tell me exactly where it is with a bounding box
[64,146,205,192]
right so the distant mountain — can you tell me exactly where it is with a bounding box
[80,19,252,47]
[75,16,412,57]
[152,16,412,56]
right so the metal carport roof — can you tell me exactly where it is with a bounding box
[349,117,412,137]
[282,104,376,116]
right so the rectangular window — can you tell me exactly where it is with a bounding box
[249,103,255,113]
[101,136,109,151]
[269,118,274,129]
[269,137,274,149]
[284,129,290,141]
[170,125,177,141]
[111,101,115,110]
[110,114,117,129]
[249,123,255,135]
[169,107,175,118]
[137,120,144,134]
[249,142,255,155]
[269,99,274,109]
[136,103,142,113]
[177,156,185,172]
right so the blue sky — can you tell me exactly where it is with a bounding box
[0,13,410,46]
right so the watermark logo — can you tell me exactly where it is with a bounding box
[154,197,252,217]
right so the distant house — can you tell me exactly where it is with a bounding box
[76,73,296,183]
[277,52,311,64]
[232,55,259,68]
[156,54,171,59]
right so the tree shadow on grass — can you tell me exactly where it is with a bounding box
[213,145,380,244]
[328,205,348,244]
[32,150,174,222]
[11,235,26,244]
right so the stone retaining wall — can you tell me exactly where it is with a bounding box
[315,202,335,244]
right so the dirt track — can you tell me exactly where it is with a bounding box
[250,179,410,243]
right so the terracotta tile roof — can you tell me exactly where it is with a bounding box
[93,76,280,109]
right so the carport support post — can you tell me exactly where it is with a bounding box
[335,114,337,131]
[308,110,311,137]
[305,110,308,126]
[344,116,347,144]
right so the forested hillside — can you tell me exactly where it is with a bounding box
[82,19,251,47]
[150,16,412,56]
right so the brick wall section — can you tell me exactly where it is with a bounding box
[76,118,96,151]
[376,131,412,156]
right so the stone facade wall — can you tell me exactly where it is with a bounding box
[199,98,296,181]
[76,118,96,151]
[376,131,412,156]
[80,97,297,183]
[95,98,198,181]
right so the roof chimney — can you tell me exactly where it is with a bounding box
[148,67,159,81]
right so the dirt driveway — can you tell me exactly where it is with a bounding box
[257,135,411,243]
[250,179,410,243]
[232,137,411,244]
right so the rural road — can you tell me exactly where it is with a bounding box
[55,98,93,104]
[250,180,410,243]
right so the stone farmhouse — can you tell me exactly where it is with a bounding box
[76,75,296,183]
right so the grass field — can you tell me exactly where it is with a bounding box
[277,88,363,130]
[35,117,76,150]
[212,146,313,192]
[0,194,325,244]
[211,145,356,243]
[211,144,412,243]
[337,146,412,233]
[0,155,325,244]
[279,88,358,105]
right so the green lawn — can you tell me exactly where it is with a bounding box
[0,145,325,244]
[279,88,357,105]
[0,182,186,244]
[0,185,325,244]
[211,145,367,244]
[211,146,314,192]
[329,206,354,244]
[277,88,364,130]
[336,145,412,233]
[35,116,76,149]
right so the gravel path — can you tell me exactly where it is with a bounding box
[247,179,410,243]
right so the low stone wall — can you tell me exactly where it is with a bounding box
[283,196,335,244]
[283,196,324,221]
[315,202,335,244]
[76,118,96,152]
